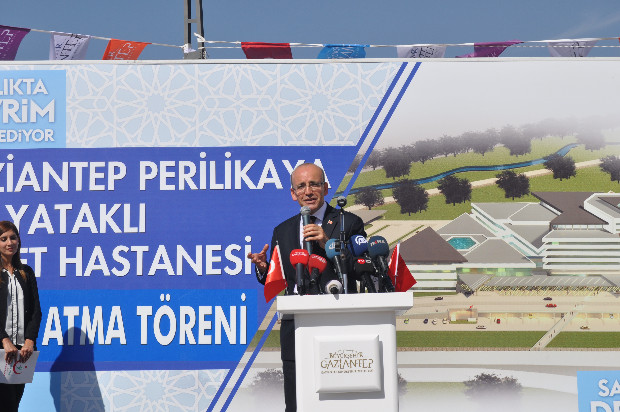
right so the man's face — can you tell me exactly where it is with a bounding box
[290,164,328,214]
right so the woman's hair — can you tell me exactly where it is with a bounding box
[0,220,25,280]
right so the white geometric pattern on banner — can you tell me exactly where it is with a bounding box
[96,369,227,411]
[0,63,398,148]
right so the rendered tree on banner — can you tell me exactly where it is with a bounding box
[544,154,576,181]
[576,130,606,151]
[393,179,428,216]
[348,154,362,173]
[354,187,385,210]
[412,140,438,164]
[496,170,530,200]
[500,125,531,156]
[600,155,620,182]
[367,150,383,170]
[382,148,411,180]
[464,130,496,156]
[439,135,466,157]
[464,373,522,400]
[437,175,472,206]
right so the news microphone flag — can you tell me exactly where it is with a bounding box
[387,243,416,292]
[264,245,287,302]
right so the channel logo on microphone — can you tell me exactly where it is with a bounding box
[354,236,367,246]
[369,238,387,247]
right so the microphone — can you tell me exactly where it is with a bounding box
[348,235,378,286]
[325,239,347,291]
[300,206,312,254]
[353,257,377,293]
[325,279,343,295]
[348,234,369,258]
[307,254,327,295]
[290,249,309,296]
[368,236,395,292]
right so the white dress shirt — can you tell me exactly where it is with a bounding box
[4,268,25,345]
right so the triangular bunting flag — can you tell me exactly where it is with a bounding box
[387,243,416,292]
[50,32,90,60]
[0,25,30,61]
[547,39,597,57]
[457,40,522,58]
[264,245,287,302]
[317,44,368,59]
[241,42,292,59]
[397,45,446,58]
[102,39,150,60]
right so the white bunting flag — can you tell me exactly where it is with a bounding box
[547,39,597,57]
[49,32,91,60]
[397,45,446,58]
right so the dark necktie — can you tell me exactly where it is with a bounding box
[309,216,321,253]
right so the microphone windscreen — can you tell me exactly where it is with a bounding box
[325,239,340,260]
[300,206,311,216]
[354,257,374,274]
[349,235,368,257]
[325,279,343,294]
[368,236,390,257]
[308,254,328,273]
[290,249,309,266]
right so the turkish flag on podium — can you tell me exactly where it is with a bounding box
[264,245,287,302]
[387,243,416,292]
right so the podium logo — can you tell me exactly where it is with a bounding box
[320,349,375,375]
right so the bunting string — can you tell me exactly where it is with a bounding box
[28,28,182,49]
[2,22,620,61]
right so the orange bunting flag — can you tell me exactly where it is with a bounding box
[102,39,150,60]
[387,243,416,292]
[264,245,287,302]
[241,42,293,59]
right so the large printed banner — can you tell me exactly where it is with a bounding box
[5,146,355,371]
[1,59,620,411]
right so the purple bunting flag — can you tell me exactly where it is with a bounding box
[0,25,30,61]
[457,40,522,58]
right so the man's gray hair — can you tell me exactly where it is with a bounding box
[290,163,326,188]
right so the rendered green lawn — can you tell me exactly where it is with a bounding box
[351,166,620,221]
[547,332,620,348]
[395,331,544,348]
[337,136,620,192]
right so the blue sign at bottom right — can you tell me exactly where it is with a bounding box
[578,371,620,412]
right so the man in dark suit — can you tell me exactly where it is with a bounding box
[248,163,366,412]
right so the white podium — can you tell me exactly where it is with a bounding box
[277,292,413,412]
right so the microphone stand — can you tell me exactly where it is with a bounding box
[337,196,348,294]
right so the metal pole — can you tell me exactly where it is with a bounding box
[183,0,206,59]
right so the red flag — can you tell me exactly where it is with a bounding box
[387,243,416,292]
[241,42,292,59]
[102,39,150,60]
[264,245,287,302]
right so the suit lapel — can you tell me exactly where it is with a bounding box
[288,214,302,249]
[321,205,340,239]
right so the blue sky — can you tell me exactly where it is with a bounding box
[3,0,620,60]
